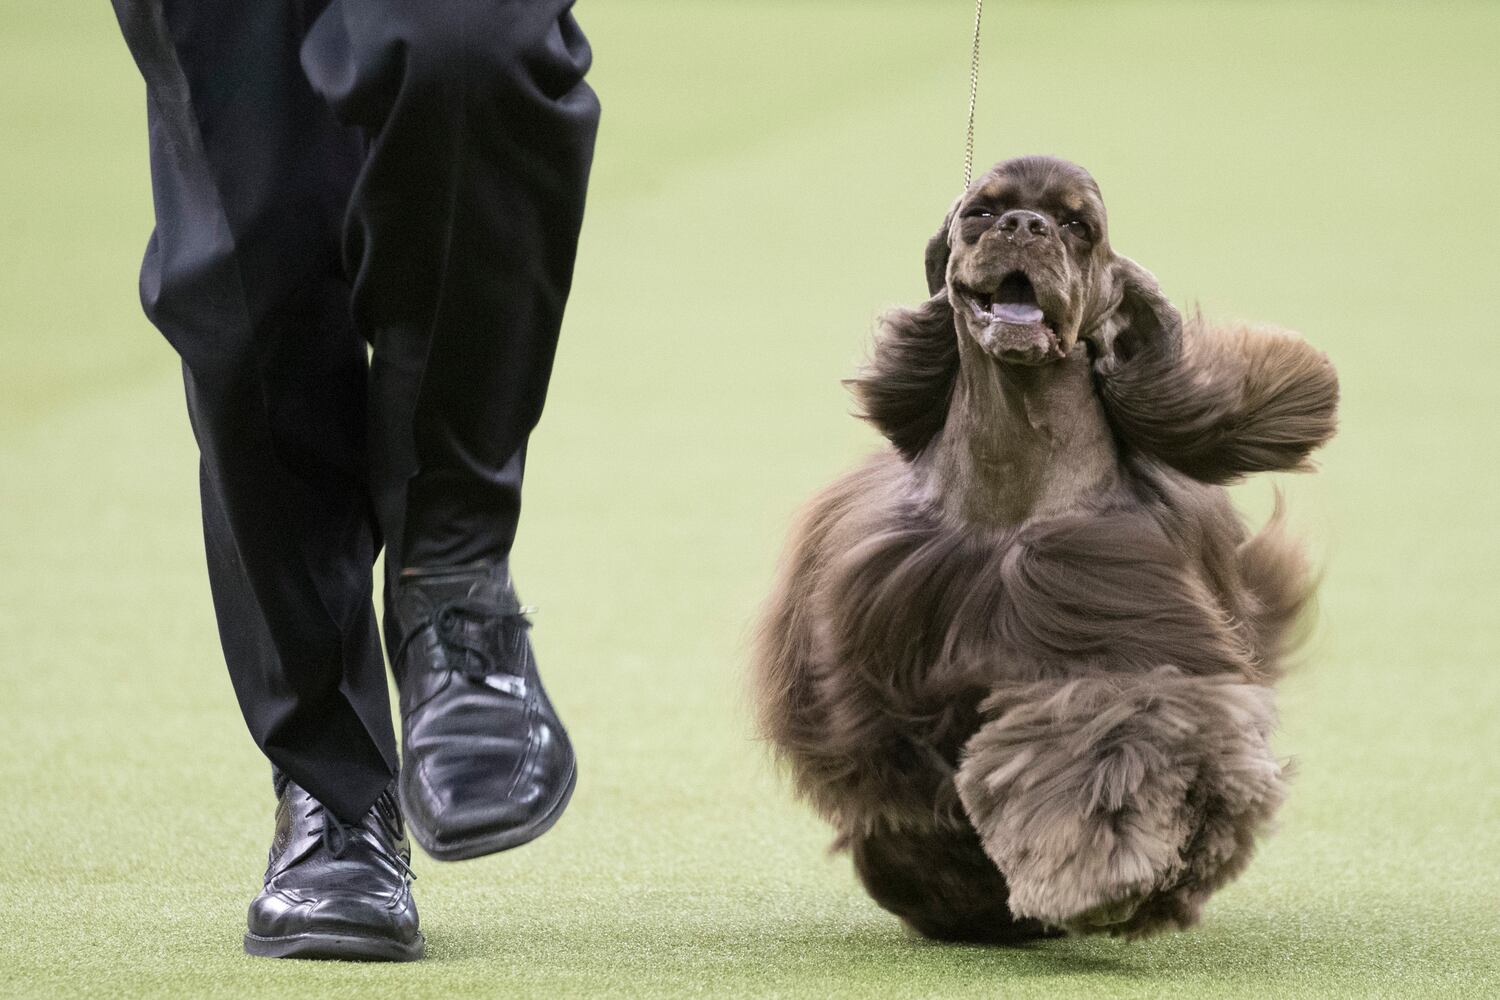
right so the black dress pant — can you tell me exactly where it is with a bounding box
[110,0,600,824]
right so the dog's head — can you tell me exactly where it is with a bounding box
[934,156,1134,365]
[856,156,1181,457]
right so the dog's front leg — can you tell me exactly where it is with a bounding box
[954,667,1287,937]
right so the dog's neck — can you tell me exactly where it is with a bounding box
[916,334,1122,526]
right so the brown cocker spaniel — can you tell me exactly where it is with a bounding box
[753,156,1338,941]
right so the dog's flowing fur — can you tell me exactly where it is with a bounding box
[753,157,1338,941]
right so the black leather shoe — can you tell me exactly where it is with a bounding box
[393,562,577,861]
[244,779,423,961]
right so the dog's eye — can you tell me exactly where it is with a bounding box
[964,208,995,219]
[1063,219,1093,240]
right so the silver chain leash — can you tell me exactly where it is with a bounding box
[964,0,985,188]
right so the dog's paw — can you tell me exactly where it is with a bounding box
[956,668,1289,938]
[996,817,1183,931]
[1064,894,1149,933]
[955,669,1218,932]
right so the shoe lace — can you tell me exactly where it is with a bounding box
[318,807,354,858]
[396,596,534,680]
[310,797,417,883]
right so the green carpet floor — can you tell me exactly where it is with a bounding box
[2,1,1497,996]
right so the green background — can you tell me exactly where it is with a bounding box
[2,1,1496,996]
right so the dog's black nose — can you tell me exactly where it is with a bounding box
[997,210,1051,245]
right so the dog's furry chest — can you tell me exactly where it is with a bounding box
[819,501,1077,691]
[808,506,1061,768]
[757,449,1289,838]
[813,469,1257,744]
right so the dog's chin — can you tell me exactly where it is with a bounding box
[957,299,1068,367]
[970,317,1066,366]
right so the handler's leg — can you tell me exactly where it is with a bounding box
[301,0,600,859]
[111,0,421,961]
[110,0,396,825]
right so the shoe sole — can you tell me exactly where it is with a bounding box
[243,931,425,962]
[400,761,577,862]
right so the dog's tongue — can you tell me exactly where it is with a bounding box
[993,302,1044,325]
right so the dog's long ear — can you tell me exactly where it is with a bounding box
[851,295,960,461]
[1087,255,1183,370]
[924,203,957,296]
[1093,257,1339,484]
[851,206,962,460]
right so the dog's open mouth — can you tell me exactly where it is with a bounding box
[960,271,1065,365]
